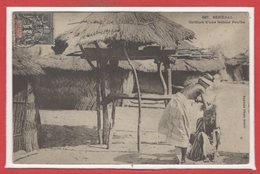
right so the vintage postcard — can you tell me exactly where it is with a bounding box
[6,7,254,169]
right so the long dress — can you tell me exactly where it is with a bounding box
[187,117,220,161]
[158,92,194,148]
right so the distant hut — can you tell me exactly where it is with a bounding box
[35,47,224,110]
[225,51,249,81]
[13,51,44,152]
[118,50,225,95]
[36,55,132,110]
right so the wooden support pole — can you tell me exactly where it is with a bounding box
[111,101,116,128]
[157,62,167,95]
[93,42,110,145]
[167,68,172,95]
[96,62,102,144]
[157,62,168,107]
[123,44,142,153]
[100,60,110,145]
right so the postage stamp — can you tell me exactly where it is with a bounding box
[6,7,254,169]
[14,12,53,46]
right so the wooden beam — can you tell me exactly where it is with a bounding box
[67,48,176,61]
[102,93,175,105]
[79,45,96,69]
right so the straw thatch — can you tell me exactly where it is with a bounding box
[118,58,224,73]
[36,54,95,72]
[38,55,224,73]
[53,12,195,55]
[13,53,45,76]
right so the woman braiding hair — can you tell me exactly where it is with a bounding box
[187,74,221,162]
[158,73,215,164]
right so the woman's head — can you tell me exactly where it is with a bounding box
[181,83,205,100]
[181,73,214,100]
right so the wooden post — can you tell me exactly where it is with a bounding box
[157,62,167,95]
[123,44,142,152]
[80,44,103,145]
[100,60,110,145]
[95,45,109,146]
[111,101,116,128]
[91,42,110,145]
[96,62,103,144]
[157,62,168,106]
[167,67,172,95]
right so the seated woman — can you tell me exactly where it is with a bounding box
[187,104,220,162]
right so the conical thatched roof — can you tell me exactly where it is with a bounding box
[13,52,45,76]
[53,12,195,55]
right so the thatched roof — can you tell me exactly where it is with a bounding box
[36,54,95,71]
[13,51,45,76]
[118,58,224,73]
[225,50,249,66]
[38,43,223,73]
[53,12,195,55]
[38,53,224,73]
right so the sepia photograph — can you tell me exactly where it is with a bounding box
[6,7,254,169]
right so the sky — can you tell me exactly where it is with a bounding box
[53,12,249,58]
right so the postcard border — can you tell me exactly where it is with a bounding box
[5,6,255,170]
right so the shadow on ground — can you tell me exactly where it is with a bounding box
[39,124,98,148]
[114,153,179,164]
[220,151,249,164]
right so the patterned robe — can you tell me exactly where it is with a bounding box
[187,117,220,161]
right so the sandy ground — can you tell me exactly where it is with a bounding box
[14,82,250,165]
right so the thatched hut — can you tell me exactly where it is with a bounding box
[36,55,133,110]
[35,46,225,110]
[118,55,225,95]
[51,12,196,149]
[225,51,249,81]
[13,51,44,152]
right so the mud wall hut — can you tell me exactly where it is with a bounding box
[225,51,249,81]
[118,48,225,94]
[36,47,225,110]
[13,53,44,152]
[36,55,134,110]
